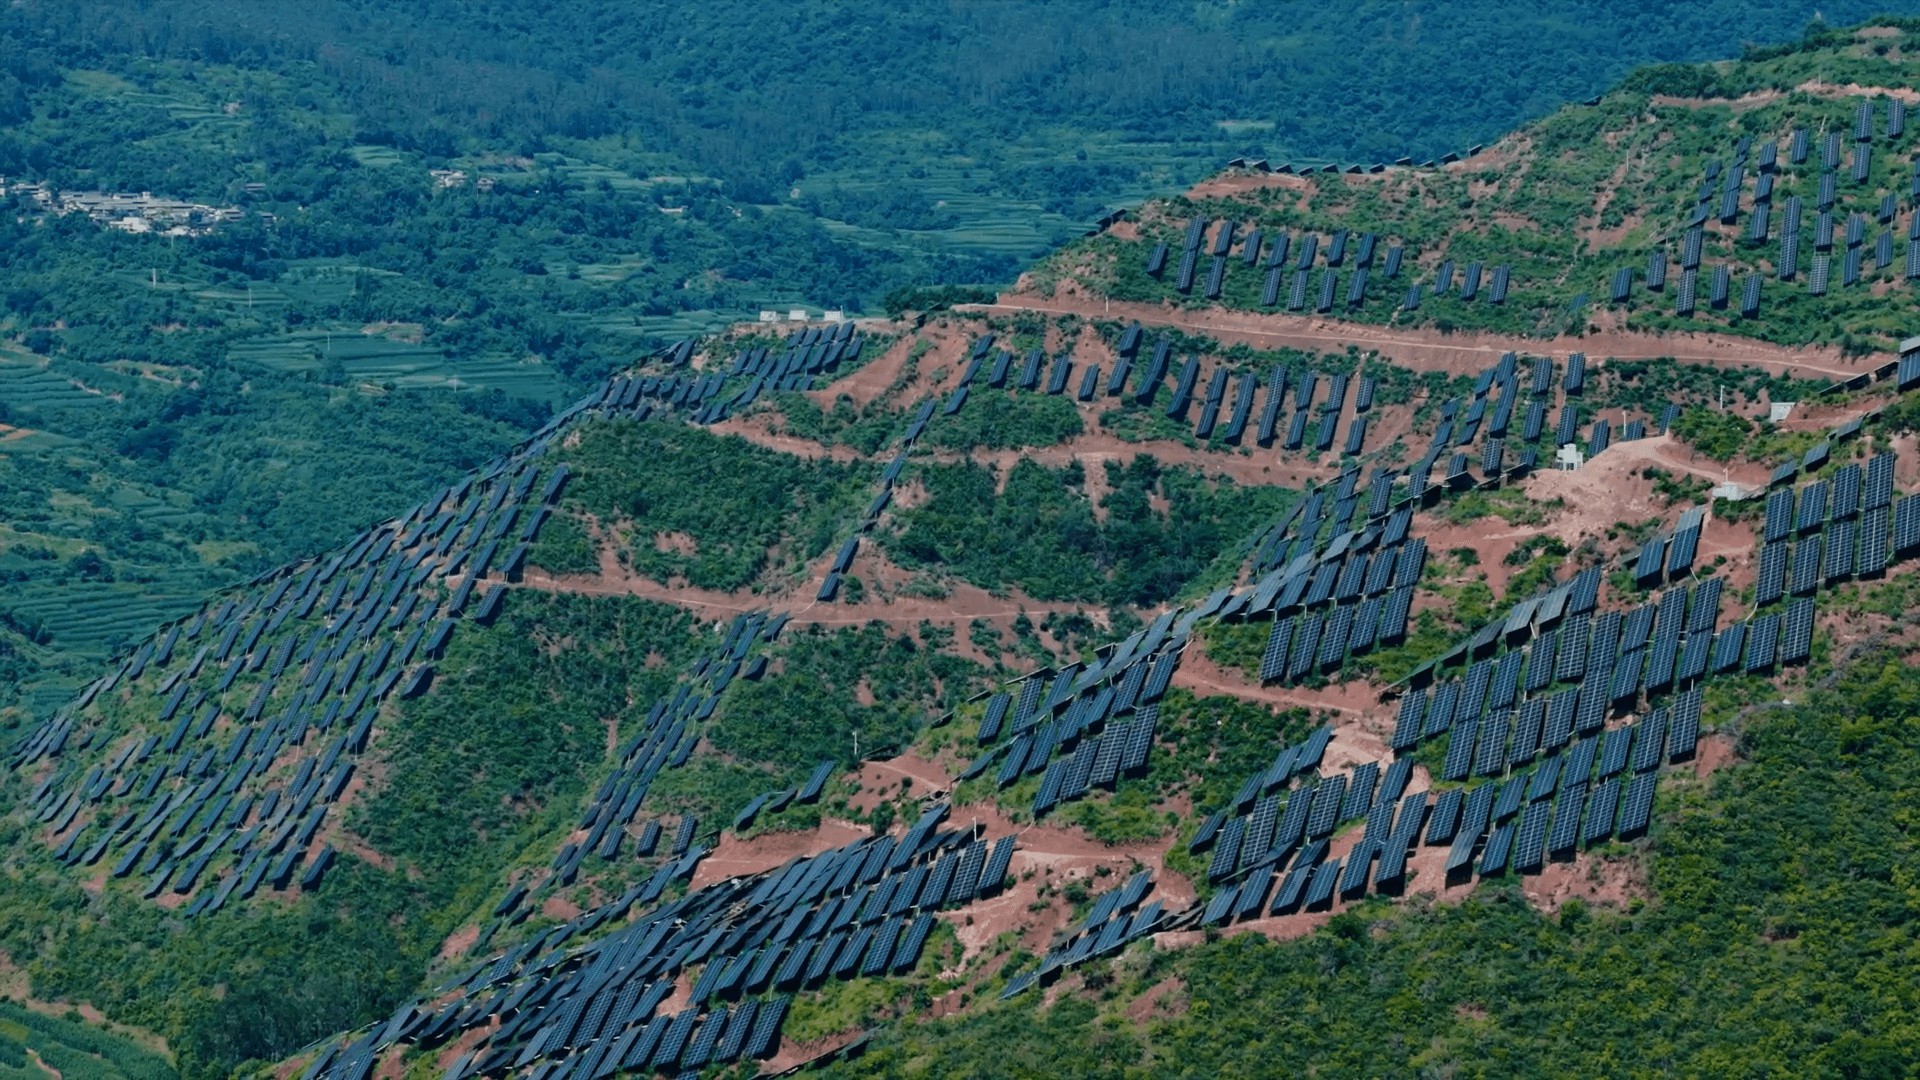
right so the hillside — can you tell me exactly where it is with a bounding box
[1029,18,1920,354]
[9,16,1920,1080]
[0,0,1907,719]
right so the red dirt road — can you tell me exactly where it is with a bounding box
[968,297,1876,380]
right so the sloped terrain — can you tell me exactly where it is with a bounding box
[11,20,1920,1080]
[1031,21,1920,352]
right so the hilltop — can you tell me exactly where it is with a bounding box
[1029,18,1920,354]
[9,16,1920,1080]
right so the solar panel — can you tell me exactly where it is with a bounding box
[1668,686,1703,762]
[1490,265,1514,303]
[1473,709,1512,777]
[1809,253,1831,296]
[1523,634,1556,695]
[1865,454,1895,511]
[1077,364,1102,402]
[1609,266,1633,303]
[1318,607,1353,669]
[1859,506,1890,576]
[1295,233,1320,269]
[1301,858,1341,909]
[1744,614,1780,673]
[1827,455,1858,515]
[1802,473,1832,521]
[1287,268,1311,311]
[1707,621,1744,675]
[1562,353,1587,395]
[1017,348,1044,391]
[1824,517,1856,582]
[1414,790,1459,848]
[1582,776,1620,845]
[1546,781,1587,857]
[1608,651,1644,704]
[1389,689,1427,750]
[1202,254,1228,299]
[1173,249,1199,292]
[1447,783,1495,867]
[1674,629,1710,682]
[1763,488,1794,542]
[1341,762,1379,822]
[1205,818,1245,883]
[1613,770,1655,839]
[1553,614,1588,682]
[1633,535,1667,585]
[1790,535,1822,596]
[1470,817,1516,876]
[1741,273,1762,317]
[1898,495,1920,556]
[1780,596,1815,664]
[1588,419,1611,457]
[1365,548,1398,595]
[1395,539,1426,586]
[1666,526,1700,578]
[1441,717,1479,782]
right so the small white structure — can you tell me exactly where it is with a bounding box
[1712,482,1758,502]
[758,311,780,323]
[787,309,809,322]
[1769,402,1796,423]
[822,310,846,323]
[1556,444,1586,470]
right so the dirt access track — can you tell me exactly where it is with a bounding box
[967,295,1877,381]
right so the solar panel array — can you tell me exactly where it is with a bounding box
[8,374,711,917]
[306,811,1017,1080]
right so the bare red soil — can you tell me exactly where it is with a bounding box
[1184,171,1315,200]
[832,323,970,408]
[931,796,1197,964]
[689,818,871,890]
[1523,849,1650,915]
[1692,731,1741,781]
[522,535,1093,634]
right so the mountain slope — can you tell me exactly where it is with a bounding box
[11,20,1920,1080]
[1028,20,1920,352]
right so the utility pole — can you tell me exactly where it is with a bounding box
[852,729,860,760]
